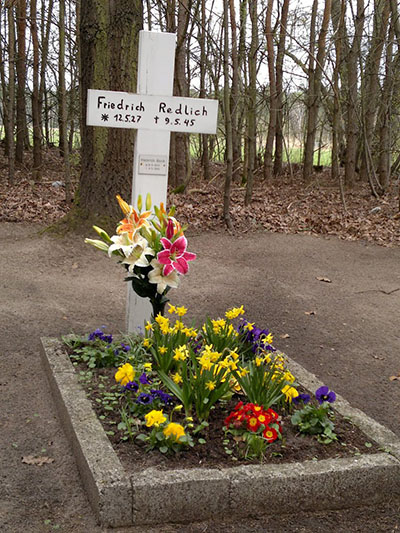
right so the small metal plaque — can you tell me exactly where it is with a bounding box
[138,155,168,175]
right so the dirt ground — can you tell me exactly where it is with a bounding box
[1,221,400,533]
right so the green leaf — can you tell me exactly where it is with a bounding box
[159,446,168,454]
[198,438,206,445]
[364,442,373,448]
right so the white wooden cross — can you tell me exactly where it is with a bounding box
[86,30,218,333]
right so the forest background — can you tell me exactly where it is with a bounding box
[0,0,399,246]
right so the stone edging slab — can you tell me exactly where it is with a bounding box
[40,337,400,528]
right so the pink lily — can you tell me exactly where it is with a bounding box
[157,235,196,276]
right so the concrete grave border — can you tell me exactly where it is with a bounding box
[40,337,400,528]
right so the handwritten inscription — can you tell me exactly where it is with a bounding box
[87,89,218,134]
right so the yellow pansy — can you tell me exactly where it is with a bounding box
[163,422,185,442]
[282,385,299,402]
[145,410,167,427]
[115,363,135,386]
[144,362,152,371]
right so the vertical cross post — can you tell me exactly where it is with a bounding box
[126,30,176,333]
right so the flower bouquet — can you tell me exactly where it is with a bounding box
[85,194,196,317]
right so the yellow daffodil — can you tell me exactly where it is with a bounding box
[173,345,189,361]
[172,373,183,384]
[206,380,216,391]
[244,322,255,331]
[225,306,245,320]
[115,363,135,386]
[158,346,167,355]
[176,306,187,317]
[145,321,153,331]
[143,338,152,348]
[145,410,167,427]
[168,304,176,314]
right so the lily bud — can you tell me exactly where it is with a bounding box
[146,193,152,211]
[92,225,113,243]
[137,194,143,212]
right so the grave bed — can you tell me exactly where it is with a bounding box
[40,337,400,528]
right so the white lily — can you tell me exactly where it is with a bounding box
[148,259,179,294]
[109,232,155,272]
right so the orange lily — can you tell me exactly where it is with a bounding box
[115,195,151,239]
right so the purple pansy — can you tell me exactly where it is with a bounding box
[136,393,153,405]
[315,386,336,404]
[150,389,174,404]
[139,372,152,385]
[293,393,311,405]
[123,381,139,393]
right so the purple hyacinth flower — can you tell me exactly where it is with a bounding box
[120,343,131,352]
[293,393,311,405]
[136,393,153,405]
[123,381,139,393]
[139,372,152,385]
[315,386,336,404]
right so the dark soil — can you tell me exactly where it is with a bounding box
[75,363,381,474]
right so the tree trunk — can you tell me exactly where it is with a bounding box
[7,4,16,184]
[15,0,27,163]
[223,0,233,229]
[79,0,143,220]
[303,0,332,183]
[331,0,346,182]
[30,0,42,179]
[59,0,72,203]
[245,0,258,205]
[344,0,364,187]
[199,0,210,181]
[229,0,240,180]
[171,0,190,190]
[263,0,277,180]
[273,0,290,176]
[359,0,390,188]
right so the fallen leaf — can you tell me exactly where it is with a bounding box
[280,333,290,339]
[22,455,55,466]
[389,374,400,381]
[305,311,316,315]
[72,262,78,269]
[316,276,332,283]
[372,355,385,360]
